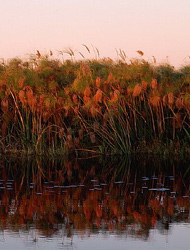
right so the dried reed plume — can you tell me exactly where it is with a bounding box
[133,84,142,97]
[150,96,161,108]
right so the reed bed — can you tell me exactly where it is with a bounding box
[0,54,190,155]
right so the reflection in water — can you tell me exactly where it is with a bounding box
[0,156,189,249]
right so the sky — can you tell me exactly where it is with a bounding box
[0,0,190,68]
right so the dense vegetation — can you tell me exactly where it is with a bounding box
[1,53,190,155]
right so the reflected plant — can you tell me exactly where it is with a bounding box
[0,157,189,238]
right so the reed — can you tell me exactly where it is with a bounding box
[0,54,190,155]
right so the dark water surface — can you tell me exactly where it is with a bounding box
[0,156,189,250]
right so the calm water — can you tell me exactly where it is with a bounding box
[0,156,189,250]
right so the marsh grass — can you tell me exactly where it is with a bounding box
[0,54,190,155]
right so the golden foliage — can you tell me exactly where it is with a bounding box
[90,105,100,117]
[162,95,167,107]
[136,50,144,56]
[39,94,44,104]
[84,87,91,97]
[18,91,25,106]
[2,55,190,153]
[142,81,148,91]
[0,80,6,88]
[18,77,26,89]
[107,72,114,83]
[126,88,132,97]
[149,96,160,108]
[25,87,33,101]
[44,98,51,109]
[95,77,101,88]
[83,95,90,104]
[111,90,120,102]
[151,78,158,90]
[94,89,102,103]
[133,84,142,97]
[31,96,37,111]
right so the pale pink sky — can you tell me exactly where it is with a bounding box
[0,0,190,67]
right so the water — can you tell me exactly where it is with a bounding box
[0,156,189,249]
[0,224,189,250]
